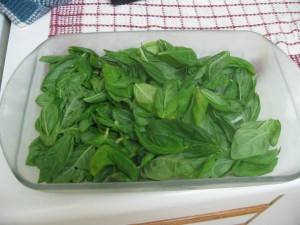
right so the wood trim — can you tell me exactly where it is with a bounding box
[131,204,270,225]
[243,195,284,225]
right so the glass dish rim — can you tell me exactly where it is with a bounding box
[1,30,300,191]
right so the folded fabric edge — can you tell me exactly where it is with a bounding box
[38,0,72,8]
[0,1,52,27]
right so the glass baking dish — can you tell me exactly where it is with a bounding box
[1,30,300,190]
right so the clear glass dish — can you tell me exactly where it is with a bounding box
[1,30,300,191]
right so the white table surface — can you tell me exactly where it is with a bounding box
[1,12,300,225]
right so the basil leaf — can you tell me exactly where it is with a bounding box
[231,119,281,159]
[200,88,231,112]
[35,93,55,107]
[153,79,178,119]
[53,145,95,183]
[133,83,157,113]
[135,125,188,155]
[90,77,105,93]
[104,48,137,65]
[158,46,198,66]
[182,88,208,126]
[244,93,260,122]
[139,48,182,84]
[242,149,280,165]
[142,154,206,180]
[76,54,92,81]
[108,149,139,181]
[90,145,114,176]
[37,133,74,183]
[227,56,256,75]
[103,63,133,100]
[26,137,48,166]
[39,103,60,146]
[61,97,86,128]
[83,90,108,103]
[41,57,75,90]
[233,68,254,103]
[232,158,278,177]
[206,51,230,81]
[211,158,235,178]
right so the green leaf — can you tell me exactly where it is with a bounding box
[182,88,208,126]
[83,90,108,103]
[139,152,155,168]
[132,101,153,126]
[232,158,278,176]
[198,114,229,148]
[200,89,232,112]
[206,72,229,91]
[103,63,133,100]
[79,129,96,145]
[91,166,115,182]
[112,108,135,137]
[109,149,139,181]
[35,93,55,107]
[53,145,95,183]
[39,103,60,146]
[90,145,114,176]
[153,79,178,119]
[142,40,173,55]
[68,46,98,56]
[135,124,188,155]
[37,133,74,183]
[79,119,92,132]
[180,66,205,90]
[90,77,105,93]
[240,119,281,147]
[112,107,134,125]
[104,172,132,182]
[76,54,92,81]
[79,104,98,121]
[142,154,206,180]
[61,97,86,128]
[158,46,198,66]
[133,83,157,113]
[40,55,73,64]
[206,51,230,80]
[156,39,174,52]
[26,137,48,166]
[227,56,256,75]
[197,154,218,178]
[90,54,104,68]
[211,111,236,143]
[41,57,75,90]
[223,80,238,100]
[233,68,254,103]
[181,141,225,158]
[141,155,178,180]
[211,158,235,178]
[176,87,194,119]
[139,49,182,84]
[104,48,137,65]
[242,149,280,165]
[244,93,260,122]
[231,119,281,159]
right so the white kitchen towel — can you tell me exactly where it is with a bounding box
[49,0,300,67]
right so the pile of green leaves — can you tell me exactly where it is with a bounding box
[26,39,281,183]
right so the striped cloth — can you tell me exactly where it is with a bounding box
[49,0,300,67]
[0,0,71,27]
